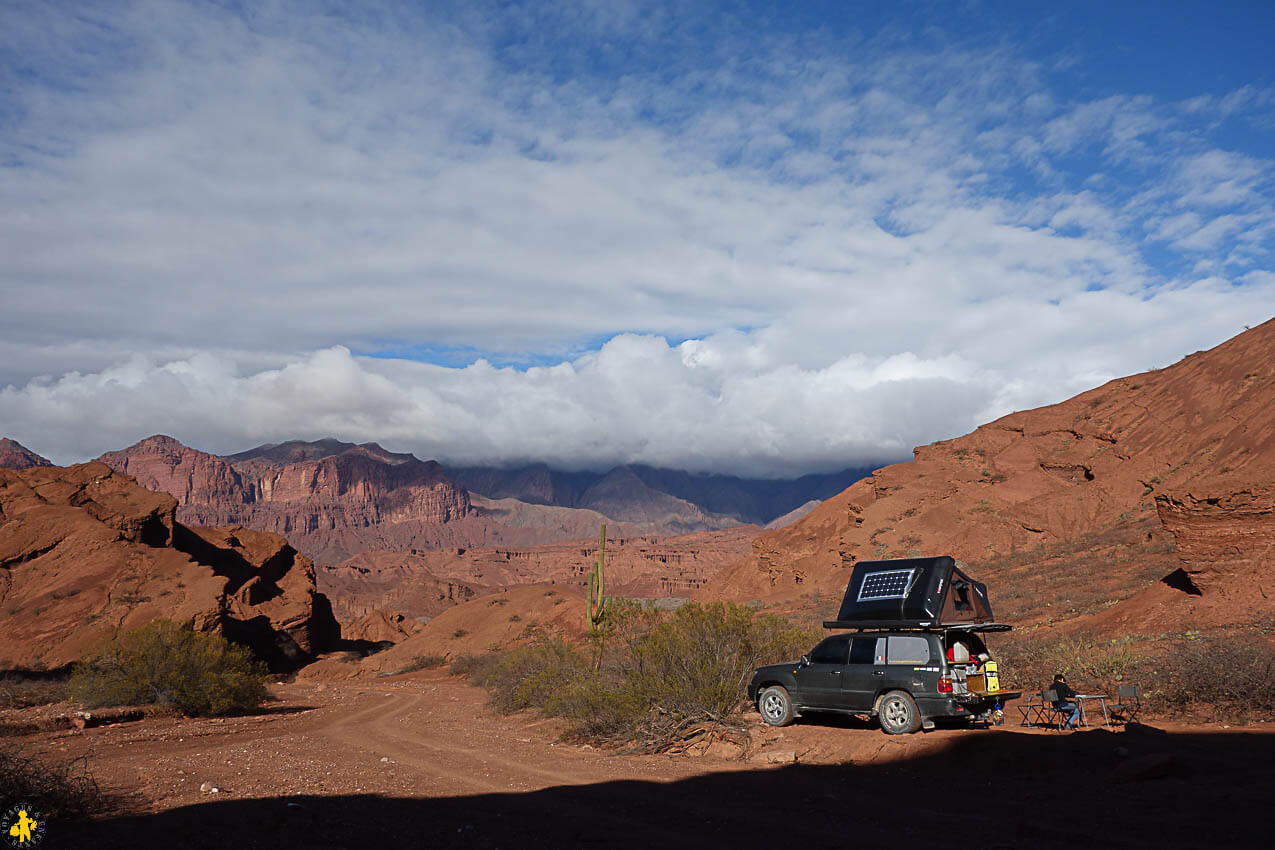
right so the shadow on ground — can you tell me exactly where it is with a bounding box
[58,724,1267,849]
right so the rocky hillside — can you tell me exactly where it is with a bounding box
[318,526,757,624]
[0,462,340,670]
[0,438,52,470]
[700,319,1275,633]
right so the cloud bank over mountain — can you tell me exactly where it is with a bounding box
[1,2,1272,474]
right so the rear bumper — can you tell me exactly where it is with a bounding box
[916,694,999,719]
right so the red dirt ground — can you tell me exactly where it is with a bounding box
[20,670,1271,849]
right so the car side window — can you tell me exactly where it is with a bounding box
[886,636,932,665]
[848,637,876,664]
[809,635,851,664]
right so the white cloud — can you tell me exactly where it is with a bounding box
[0,1,1272,474]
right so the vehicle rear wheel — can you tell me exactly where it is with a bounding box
[877,690,922,735]
[758,686,794,727]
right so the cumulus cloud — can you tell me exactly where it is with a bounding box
[0,1,1273,474]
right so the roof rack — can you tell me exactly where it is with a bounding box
[821,620,1013,633]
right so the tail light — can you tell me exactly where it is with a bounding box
[938,676,953,694]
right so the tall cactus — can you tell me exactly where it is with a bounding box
[587,523,607,631]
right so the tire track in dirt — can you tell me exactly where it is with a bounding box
[307,679,635,795]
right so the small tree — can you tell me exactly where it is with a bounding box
[70,619,269,716]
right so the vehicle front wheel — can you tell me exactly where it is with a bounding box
[877,690,922,735]
[758,686,795,727]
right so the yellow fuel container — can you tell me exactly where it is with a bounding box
[984,660,1000,693]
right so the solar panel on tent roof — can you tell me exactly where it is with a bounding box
[856,568,918,601]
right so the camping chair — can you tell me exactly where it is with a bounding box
[1018,691,1050,727]
[1109,684,1142,725]
[1038,689,1075,731]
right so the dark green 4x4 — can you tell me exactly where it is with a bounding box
[747,628,1004,735]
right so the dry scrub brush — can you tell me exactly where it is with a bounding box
[70,619,269,717]
[0,746,104,819]
[996,629,1275,722]
[452,602,819,751]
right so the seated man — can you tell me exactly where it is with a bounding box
[1051,673,1082,730]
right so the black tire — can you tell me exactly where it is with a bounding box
[877,690,922,735]
[758,686,795,727]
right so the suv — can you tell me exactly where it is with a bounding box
[747,629,1003,735]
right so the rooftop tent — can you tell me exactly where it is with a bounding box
[823,556,999,630]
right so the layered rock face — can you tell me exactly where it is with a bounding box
[0,438,52,470]
[1155,484,1275,594]
[0,462,339,671]
[699,319,1275,620]
[100,437,471,562]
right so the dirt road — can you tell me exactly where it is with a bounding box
[24,672,1273,848]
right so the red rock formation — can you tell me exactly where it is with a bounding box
[699,319,1275,628]
[339,609,426,644]
[100,436,471,562]
[0,462,339,670]
[0,438,52,470]
[99,435,254,523]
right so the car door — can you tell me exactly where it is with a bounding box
[882,634,937,694]
[791,634,851,708]
[836,636,885,711]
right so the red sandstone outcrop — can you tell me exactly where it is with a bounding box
[699,319,1275,629]
[0,438,52,470]
[0,462,339,670]
[100,436,471,562]
[339,609,426,644]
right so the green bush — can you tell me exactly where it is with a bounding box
[455,602,819,749]
[69,619,269,716]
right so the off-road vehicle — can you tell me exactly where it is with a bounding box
[747,557,1015,734]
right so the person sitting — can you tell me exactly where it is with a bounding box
[1051,673,1082,730]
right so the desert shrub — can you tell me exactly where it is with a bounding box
[69,619,269,717]
[997,630,1275,723]
[456,602,819,749]
[447,653,483,677]
[392,654,448,675]
[452,628,469,639]
[994,630,1144,698]
[0,745,103,819]
[1154,637,1275,720]
[0,673,69,709]
[466,638,596,714]
[613,602,817,736]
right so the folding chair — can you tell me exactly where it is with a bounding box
[1038,689,1075,731]
[1017,691,1042,727]
[1109,684,1141,725]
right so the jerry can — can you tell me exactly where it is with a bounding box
[984,660,1000,693]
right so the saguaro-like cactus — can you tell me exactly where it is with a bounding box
[587,523,607,631]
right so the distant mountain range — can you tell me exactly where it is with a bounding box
[447,463,867,527]
[0,435,870,563]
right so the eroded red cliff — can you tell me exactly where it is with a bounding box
[0,462,339,670]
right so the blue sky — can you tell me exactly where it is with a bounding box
[1,1,1272,474]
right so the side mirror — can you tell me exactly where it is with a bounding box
[800,654,811,666]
